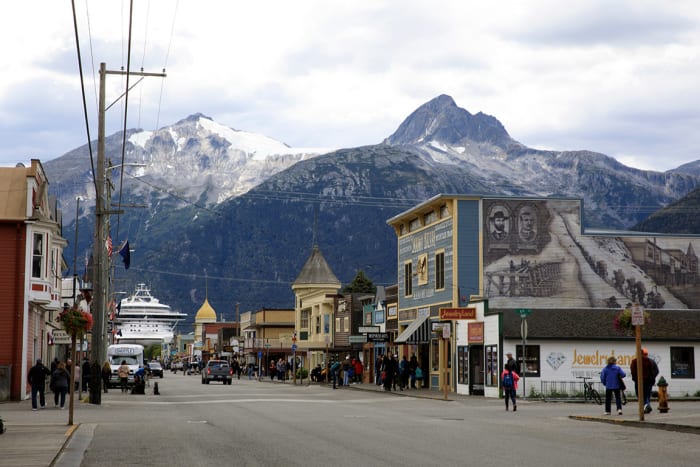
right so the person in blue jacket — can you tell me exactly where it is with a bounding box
[600,356,626,415]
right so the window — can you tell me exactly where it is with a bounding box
[300,309,310,329]
[344,317,349,332]
[423,210,437,225]
[404,262,413,297]
[671,347,695,378]
[515,345,541,377]
[32,233,44,278]
[440,204,449,218]
[315,316,320,334]
[335,317,341,332]
[486,345,499,386]
[458,346,468,384]
[374,307,384,324]
[435,250,445,290]
[409,218,421,232]
[324,314,330,334]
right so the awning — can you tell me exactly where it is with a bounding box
[394,315,431,344]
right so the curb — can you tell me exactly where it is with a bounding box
[569,415,700,435]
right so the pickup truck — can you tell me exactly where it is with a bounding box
[201,360,233,385]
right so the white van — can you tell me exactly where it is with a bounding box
[107,344,144,387]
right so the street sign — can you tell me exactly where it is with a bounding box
[358,326,380,333]
[520,320,528,340]
[264,343,272,348]
[257,351,262,359]
[291,344,297,351]
[631,304,645,326]
[349,335,368,344]
[516,308,532,319]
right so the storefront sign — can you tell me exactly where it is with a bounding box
[349,335,368,344]
[358,326,380,333]
[439,307,476,320]
[468,322,484,343]
[52,330,72,344]
[367,333,389,342]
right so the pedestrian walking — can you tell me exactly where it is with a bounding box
[51,362,70,409]
[28,359,51,410]
[631,348,659,414]
[101,362,111,393]
[600,356,626,415]
[342,357,351,386]
[382,354,394,392]
[501,367,520,411]
[330,359,341,389]
[409,354,418,389]
[118,360,130,393]
[81,358,91,393]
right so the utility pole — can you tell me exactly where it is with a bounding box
[91,62,165,404]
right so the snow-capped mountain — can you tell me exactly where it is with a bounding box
[43,94,700,320]
[45,113,333,223]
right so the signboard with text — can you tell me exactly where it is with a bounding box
[366,333,389,342]
[468,322,484,343]
[439,307,476,320]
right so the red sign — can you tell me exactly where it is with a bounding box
[439,307,476,320]
[468,322,484,343]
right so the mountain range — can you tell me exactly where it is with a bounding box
[44,94,700,327]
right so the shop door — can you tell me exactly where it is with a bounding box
[469,345,484,395]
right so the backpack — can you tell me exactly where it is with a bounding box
[502,371,514,389]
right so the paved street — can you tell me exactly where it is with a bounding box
[1,372,699,466]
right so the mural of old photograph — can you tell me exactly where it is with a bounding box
[483,198,700,310]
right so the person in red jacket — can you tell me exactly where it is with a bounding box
[353,358,363,384]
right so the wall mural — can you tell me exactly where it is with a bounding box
[483,199,700,309]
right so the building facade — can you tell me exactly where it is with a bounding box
[0,160,67,401]
[387,195,700,397]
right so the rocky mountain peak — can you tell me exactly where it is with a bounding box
[383,94,514,148]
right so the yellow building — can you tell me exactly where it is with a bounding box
[292,246,340,369]
[194,297,217,356]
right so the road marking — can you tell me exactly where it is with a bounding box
[104,397,413,405]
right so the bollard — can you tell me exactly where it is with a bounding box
[657,376,669,413]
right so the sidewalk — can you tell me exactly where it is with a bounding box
[339,381,700,434]
[1,383,698,466]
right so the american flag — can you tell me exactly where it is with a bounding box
[106,236,113,256]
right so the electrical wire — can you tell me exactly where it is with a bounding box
[70,0,97,195]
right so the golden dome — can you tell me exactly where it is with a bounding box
[195,297,217,322]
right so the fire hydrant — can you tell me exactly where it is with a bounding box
[657,376,669,413]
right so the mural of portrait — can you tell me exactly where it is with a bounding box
[416,253,428,285]
[517,204,538,243]
[488,206,510,242]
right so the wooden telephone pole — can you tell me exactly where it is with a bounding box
[91,63,165,404]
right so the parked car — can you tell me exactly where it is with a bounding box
[148,361,164,378]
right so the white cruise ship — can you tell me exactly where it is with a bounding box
[113,283,187,347]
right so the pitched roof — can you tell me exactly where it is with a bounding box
[292,246,340,287]
[494,308,700,341]
[195,297,217,322]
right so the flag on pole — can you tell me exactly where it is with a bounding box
[106,235,113,256]
[118,240,130,270]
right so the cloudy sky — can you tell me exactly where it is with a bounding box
[2,0,700,171]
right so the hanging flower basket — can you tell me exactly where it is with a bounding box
[58,305,93,336]
[613,308,651,334]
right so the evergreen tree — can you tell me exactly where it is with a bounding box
[343,270,376,293]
